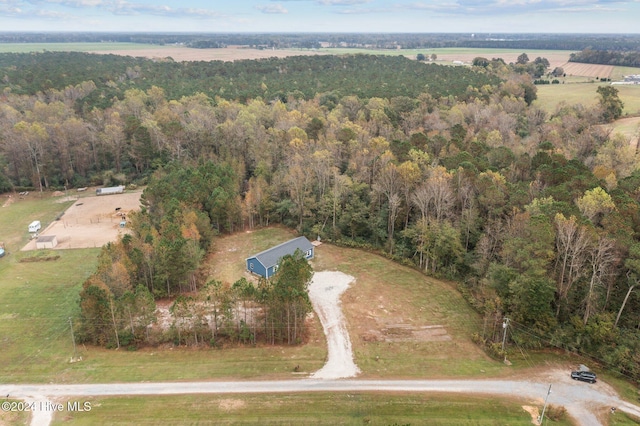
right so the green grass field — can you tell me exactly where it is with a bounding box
[51,393,573,425]
[534,82,640,116]
[611,66,640,82]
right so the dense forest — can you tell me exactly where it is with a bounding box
[0,52,499,111]
[2,32,640,51]
[570,48,640,68]
[1,51,639,382]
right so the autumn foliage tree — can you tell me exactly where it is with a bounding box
[14,50,634,379]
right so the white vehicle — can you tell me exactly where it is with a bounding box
[28,220,41,233]
[96,186,125,196]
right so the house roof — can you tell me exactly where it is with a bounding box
[248,236,313,268]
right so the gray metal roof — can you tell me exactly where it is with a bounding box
[249,236,313,268]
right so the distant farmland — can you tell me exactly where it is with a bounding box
[562,62,614,79]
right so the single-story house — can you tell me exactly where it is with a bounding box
[246,236,314,278]
[36,235,58,249]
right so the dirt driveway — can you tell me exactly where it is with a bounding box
[21,190,142,251]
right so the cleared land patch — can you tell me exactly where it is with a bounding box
[21,190,142,251]
[310,243,506,379]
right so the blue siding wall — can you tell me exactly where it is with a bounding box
[246,257,267,278]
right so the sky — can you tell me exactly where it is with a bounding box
[1,0,639,34]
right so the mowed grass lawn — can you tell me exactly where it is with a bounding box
[312,243,508,379]
[52,393,574,426]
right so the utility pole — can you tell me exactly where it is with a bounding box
[538,384,552,425]
[501,317,510,352]
[69,317,78,361]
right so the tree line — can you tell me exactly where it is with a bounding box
[570,48,640,68]
[1,51,639,380]
[2,32,640,51]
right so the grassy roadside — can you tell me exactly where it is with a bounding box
[52,393,573,425]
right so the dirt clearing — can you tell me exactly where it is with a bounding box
[21,190,142,251]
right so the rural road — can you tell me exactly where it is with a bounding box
[2,377,640,425]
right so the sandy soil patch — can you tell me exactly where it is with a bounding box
[21,191,142,251]
[86,46,327,62]
[522,405,540,424]
[345,289,452,344]
[308,271,360,379]
[2,194,16,208]
[218,398,246,411]
[365,323,451,343]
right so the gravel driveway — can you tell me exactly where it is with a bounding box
[308,270,360,379]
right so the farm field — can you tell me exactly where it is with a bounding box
[317,47,573,68]
[0,42,167,53]
[50,393,573,425]
[611,66,640,82]
[0,42,328,62]
[0,43,572,67]
[562,62,614,79]
[534,82,640,115]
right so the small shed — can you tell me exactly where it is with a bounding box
[35,235,58,249]
[246,236,314,279]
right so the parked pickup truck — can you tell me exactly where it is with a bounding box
[571,370,597,383]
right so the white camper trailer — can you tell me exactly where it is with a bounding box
[28,220,41,233]
[96,186,125,196]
